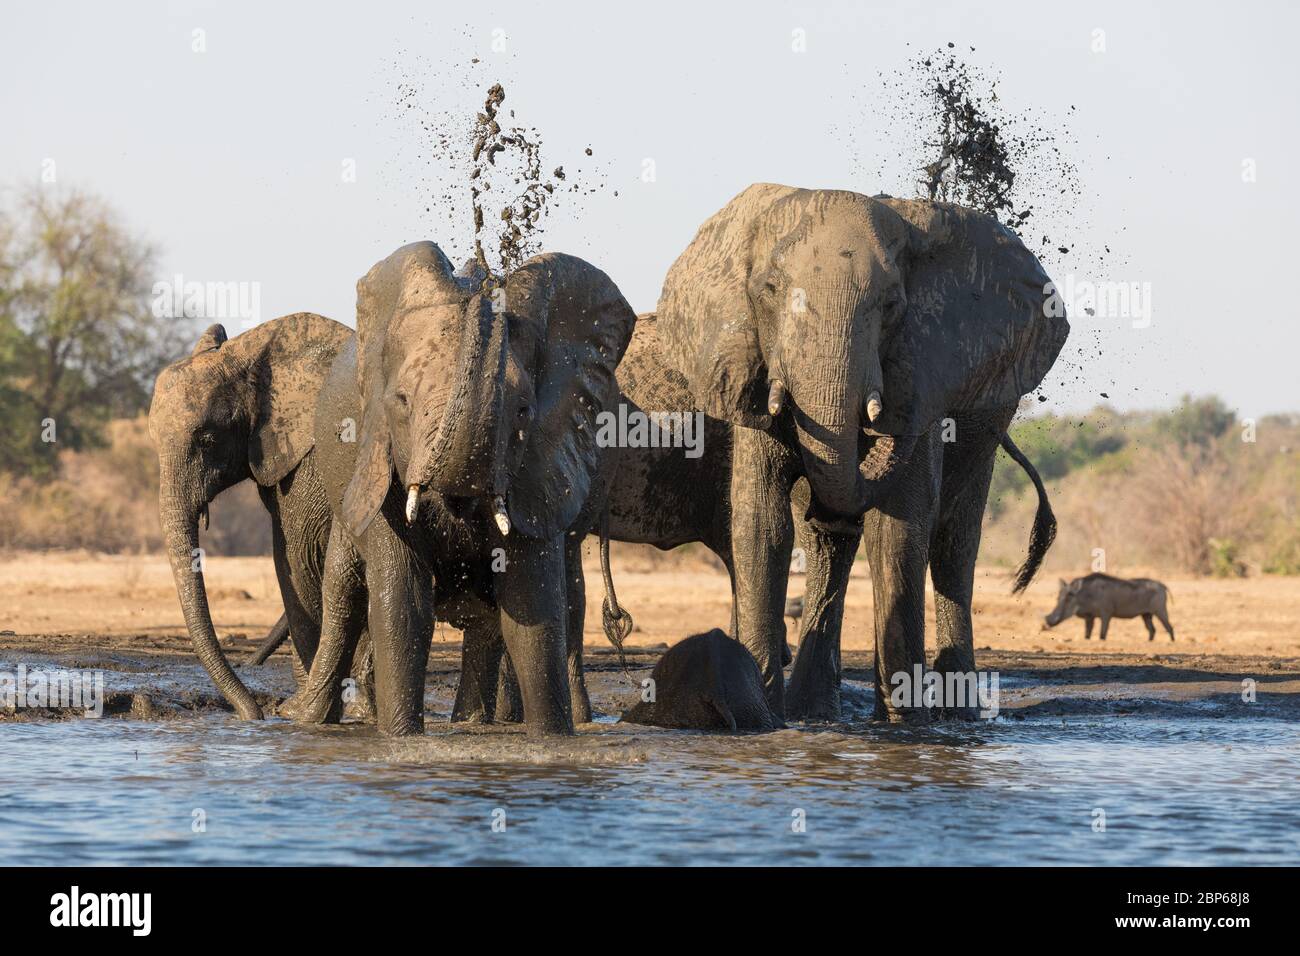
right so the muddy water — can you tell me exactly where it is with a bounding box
[3,650,1298,865]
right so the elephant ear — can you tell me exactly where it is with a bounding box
[246,313,353,486]
[656,183,800,428]
[342,242,458,538]
[191,324,228,355]
[873,199,1070,436]
[503,253,636,539]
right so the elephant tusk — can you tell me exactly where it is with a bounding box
[767,380,786,417]
[492,496,511,536]
[866,390,883,423]
[405,485,420,525]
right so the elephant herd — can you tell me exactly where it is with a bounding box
[148,183,1070,737]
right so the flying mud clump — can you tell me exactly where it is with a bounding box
[866,46,1083,253]
[912,50,1082,242]
[469,82,564,283]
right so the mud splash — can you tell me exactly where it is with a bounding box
[469,82,561,281]
[860,46,1094,267]
[388,52,612,277]
[854,45,1125,409]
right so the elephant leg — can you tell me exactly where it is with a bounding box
[495,648,524,723]
[345,633,376,722]
[497,533,574,736]
[729,426,797,716]
[863,436,938,724]
[268,516,321,682]
[262,480,327,679]
[291,522,366,724]
[288,640,309,688]
[364,517,434,737]
[564,533,593,723]
[1098,616,1110,641]
[930,417,1003,719]
[1142,613,1156,641]
[452,617,506,723]
[723,554,740,641]
[1083,616,1094,640]
[786,520,860,722]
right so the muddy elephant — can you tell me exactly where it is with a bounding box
[294,242,635,737]
[473,313,1054,725]
[622,629,781,731]
[149,313,372,720]
[650,184,1069,720]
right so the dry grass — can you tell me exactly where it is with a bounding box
[3,547,1297,659]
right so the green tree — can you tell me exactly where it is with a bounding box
[1158,394,1236,449]
[0,186,182,475]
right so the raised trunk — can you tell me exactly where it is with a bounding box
[409,299,508,498]
[160,488,262,720]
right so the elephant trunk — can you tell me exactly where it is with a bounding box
[159,465,262,720]
[407,298,508,502]
[792,376,868,522]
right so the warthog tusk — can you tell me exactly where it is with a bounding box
[767,380,786,417]
[405,485,420,525]
[493,496,511,536]
[866,390,883,423]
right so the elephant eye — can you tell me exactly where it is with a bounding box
[393,391,409,409]
[196,430,217,448]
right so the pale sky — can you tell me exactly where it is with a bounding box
[4,0,1297,417]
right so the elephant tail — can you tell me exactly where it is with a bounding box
[1000,433,1057,593]
[599,509,634,679]
[245,612,290,667]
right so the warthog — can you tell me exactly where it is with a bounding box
[1043,573,1175,641]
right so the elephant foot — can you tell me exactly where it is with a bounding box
[343,690,376,723]
[884,706,932,726]
[571,688,593,724]
[569,668,593,723]
[784,692,841,723]
[450,696,492,724]
[495,699,524,724]
[933,704,979,722]
[287,690,343,725]
[275,693,302,720]
[378,715,425,737]
[784,671,841,722]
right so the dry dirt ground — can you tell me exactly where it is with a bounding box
[3,546,1298,657]
[3,548,1299,722]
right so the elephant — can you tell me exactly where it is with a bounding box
[471,312,1054,725]
[293,242,636,737]
[648,184,1069,720]
[621,628,781,731]
[149,313,373,720]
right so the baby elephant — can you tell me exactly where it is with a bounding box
[622,630,783,731]
[1044,573,1175,641]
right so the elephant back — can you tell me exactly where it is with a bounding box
[615,314,699,414]
[875,197,1070,430]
